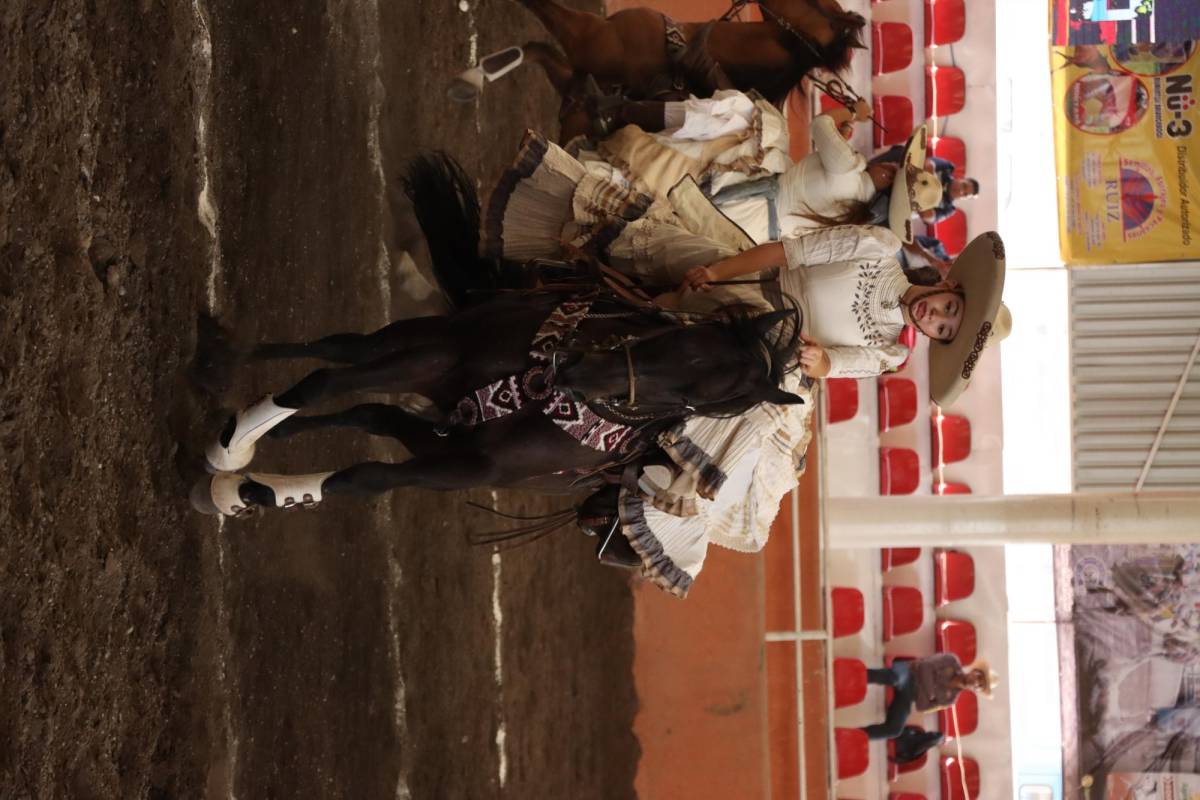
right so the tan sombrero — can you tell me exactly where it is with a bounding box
[967,660,1001,698]
[928,232,1010,407]
[888,124,943,243]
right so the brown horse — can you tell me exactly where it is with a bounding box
[457,0,866,139]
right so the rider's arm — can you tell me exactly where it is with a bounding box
[683,242,785,290]
[822,343,911,378]
[781,225,903,269]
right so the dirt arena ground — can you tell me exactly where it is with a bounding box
[0,0,641,797]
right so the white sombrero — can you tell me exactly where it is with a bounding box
[928,232,1010,407]
[888,124,943,243]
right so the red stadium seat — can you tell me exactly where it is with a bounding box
[819,93,842,114]
[929,136,966,178]
[884,655,915,705]
[936,619,978,665]
[882,586,924,641]
[873,95,914,148]
[935,481,972,495]
[938,688,979,739]
[831,587,865,638]
[878,377,918,432]
[887,728,930,780]
[926,209,968,257]
[835,728,870,779]
[881,547,921,571]
[932,413,972,465]
[940,755,981,800]
[872,22,914,75]
[925,65,966,117]
[826,377,859,424]
[924,0,967,46]
[833,658,868,708]
[895,325,917,371]
[880,447,920,495]
[935,549,976,606]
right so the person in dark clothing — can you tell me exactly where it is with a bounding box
[861,654,997,740]
[892,725,946,764]
[870,144,980,224]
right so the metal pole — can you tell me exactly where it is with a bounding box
[826,492,1200,548]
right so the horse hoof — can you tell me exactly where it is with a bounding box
[448,46,524,102]
[448,72,483,103]
[190,473,255,518]
[205,439,255,473]
[204,395,297,473]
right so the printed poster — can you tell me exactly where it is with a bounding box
[1051,40,1200,264]
[1108,772,1200,799]
[1052,0,1200,46]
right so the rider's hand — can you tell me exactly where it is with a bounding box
[798,340,831,378]
[852,98,871,122]
[682,265,717,292]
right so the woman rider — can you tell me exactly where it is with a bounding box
[484,128,1010,595]
[600,224,1010,595]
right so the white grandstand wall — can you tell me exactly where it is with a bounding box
[820,1,1011,798]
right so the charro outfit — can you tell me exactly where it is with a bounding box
[571,100,882,244]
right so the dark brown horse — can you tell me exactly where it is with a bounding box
[191,155,803,518]
[455,0,866,139]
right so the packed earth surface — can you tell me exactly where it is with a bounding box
[0,0,640,797]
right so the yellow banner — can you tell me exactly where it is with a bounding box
[1052,42,1200,265]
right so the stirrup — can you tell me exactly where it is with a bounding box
[448,46,524,102]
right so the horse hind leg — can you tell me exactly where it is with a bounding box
[522,40,574,94]
[519,0,664,85]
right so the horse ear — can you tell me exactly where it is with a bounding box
[751,309,797,336]
[759,385,806,406]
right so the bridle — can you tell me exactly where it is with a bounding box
[718,0,887,134]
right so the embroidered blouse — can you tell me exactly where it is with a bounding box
[778,225,912,378]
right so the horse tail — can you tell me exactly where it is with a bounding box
[400,152,500,309]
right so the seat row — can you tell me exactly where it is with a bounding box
[835,728,981,800]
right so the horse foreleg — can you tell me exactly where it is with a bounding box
[251,315,452,364]
[269,403,446,453]
[323,454,503,496]
[272,345,454,410]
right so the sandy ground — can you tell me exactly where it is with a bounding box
[0,0,640,797]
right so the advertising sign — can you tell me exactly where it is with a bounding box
[1052,41,1199,264]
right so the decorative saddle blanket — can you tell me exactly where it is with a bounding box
[447,300,640,455]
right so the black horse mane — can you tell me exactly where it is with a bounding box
[694,299,803,418]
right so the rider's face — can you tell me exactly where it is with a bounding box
[867,162,897,191]
[911,291,964,342]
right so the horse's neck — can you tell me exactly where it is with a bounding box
[759,0,840,46]
[705,22,800,72]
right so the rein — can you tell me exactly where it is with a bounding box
[719,0,887,134]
